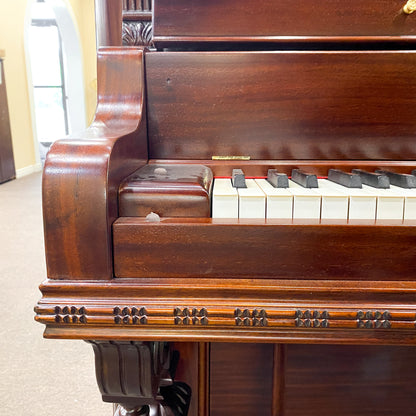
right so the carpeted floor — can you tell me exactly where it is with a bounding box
[0,172,112,415]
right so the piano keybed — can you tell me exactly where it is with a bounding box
[212,175,416,221]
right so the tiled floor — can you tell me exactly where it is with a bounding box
[0,172,112,415]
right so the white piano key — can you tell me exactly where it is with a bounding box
[390,185,416,220]
[317,179,349,220]
[238,179,266,219]
[321,180,377,220]
[368,186,404,220]
[255,179,293,219]
[212,178,238,218]
[288,180,321,219]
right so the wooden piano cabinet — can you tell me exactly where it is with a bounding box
[36,0,416,411]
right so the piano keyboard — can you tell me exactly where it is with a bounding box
[212,177,416,220]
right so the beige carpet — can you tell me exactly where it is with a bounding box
[0,172,112,415]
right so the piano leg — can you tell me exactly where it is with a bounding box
[88,341,191,416]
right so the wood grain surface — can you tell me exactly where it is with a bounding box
[153,0,416,45]
[146,51,416,161]
[42,47,148,280]
[283,344,416,416]
[113,218,416,280]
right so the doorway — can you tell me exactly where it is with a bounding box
[26,0,87,163]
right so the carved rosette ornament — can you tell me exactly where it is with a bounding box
[122,22,153,47]
[295,310,329,328]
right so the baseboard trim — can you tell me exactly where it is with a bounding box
[16,162,42,179]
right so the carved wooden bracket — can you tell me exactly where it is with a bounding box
[122,22,153,47]
[88,341,191,415]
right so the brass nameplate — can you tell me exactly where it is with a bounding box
[212,156,251,161]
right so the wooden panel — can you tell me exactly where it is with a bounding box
[170,343,209,416]
[284,344,416,416]
[113,218,416,280]
[0,58,15,183]
[153,0,416,44]
[146,51,416,161]
[210,343,274,415]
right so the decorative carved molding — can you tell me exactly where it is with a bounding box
[122,21,153,47]
[357,310,391,329]
[174,307,208,325]
[54,306,87,324]
[295,309,329,328]
[123,0,152,12]
[234,308,268,327]
[36,279,416,343]
[113,306,148,324]
[41,303,416,334]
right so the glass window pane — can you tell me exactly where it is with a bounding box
[29,25,63,87]
[31,2,56,20]
[33,87,67,141]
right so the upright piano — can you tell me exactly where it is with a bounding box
[36,1,416,414]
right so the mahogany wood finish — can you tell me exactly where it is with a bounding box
[119,164,213,217]
[208,344,416,416]
[283,345,416,416]
[42,47,147,280]
[35,277,416,344]
[113,217,416,280]
[210,344,274,415]
[153,0,416,46]
[0,54,15,184]
[37,0,416,414]
[146,51,416,161]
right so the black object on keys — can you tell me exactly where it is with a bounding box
[232,169,247,188]
[328,169,362,188]
[352,169,390,189]
[291,169,318,188]
[267,169,289,188]
[375,170,416,189]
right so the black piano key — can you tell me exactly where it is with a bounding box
[328,169,362,188]
[231,169,246,188]
[291,169,318,188]
[351,169,390,189]
[375,170,416,188]
[267,169,289,188]
[412,169,416,177]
